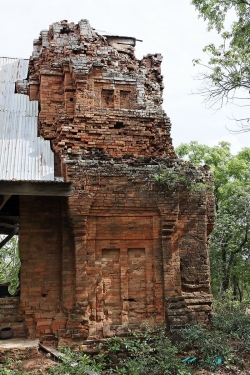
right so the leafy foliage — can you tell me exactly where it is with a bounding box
[0,369,24,375]
[46,351,104,375]
[2,310,250,374]
[46,325,192,375]
[176,141,231,199]
[0,357,25,375]
[108,325,192,375]
[176,141,250,299]
[210,185,250,297]
[191,0,250,131]
[192,0,250,42]
[154,162,212,193]
[212,300,250,340]
[180,322,233,370]
[0,235,20,295]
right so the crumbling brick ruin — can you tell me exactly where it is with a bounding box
[0,20,215,345]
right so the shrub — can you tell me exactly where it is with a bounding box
[104,325,192,375]
[180,322,232,371]
[212,300,250,340]
[46,349,105,375]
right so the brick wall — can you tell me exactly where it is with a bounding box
[17,163,214,343]
[19,196,76,344]
[13,20,215,344]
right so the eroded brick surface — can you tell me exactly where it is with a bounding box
[15,20,215,344]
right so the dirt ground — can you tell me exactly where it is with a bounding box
[0,350,56,374]
[20,353,56,373]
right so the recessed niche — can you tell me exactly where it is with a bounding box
[114,122,125,129]
[101,89,114,108]
[120,90,131,109]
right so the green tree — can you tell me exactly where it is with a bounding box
[191,1,250,38]
[210,186,250,299]
[191,0,250,131]
[0,235,20,295]
[176,141,250,299]
[176,141,231,201]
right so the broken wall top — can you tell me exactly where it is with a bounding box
[24,19,175,160]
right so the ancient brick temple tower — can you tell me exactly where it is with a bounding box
[2,19,214,345]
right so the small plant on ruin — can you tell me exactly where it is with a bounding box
[154,164,211,193]
[154,168,187,191]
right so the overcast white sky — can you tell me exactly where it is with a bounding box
[0,0,249,153]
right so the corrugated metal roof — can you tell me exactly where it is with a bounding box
[0,57,54,181]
